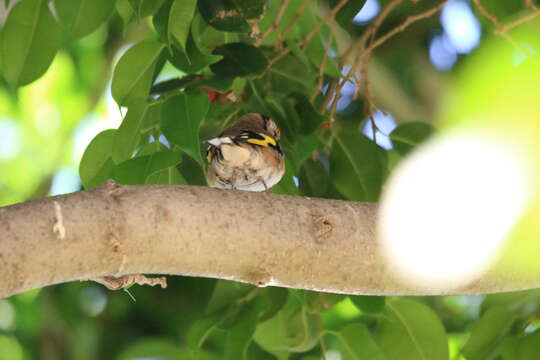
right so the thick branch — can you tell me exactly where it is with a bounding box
[0,185,538,298]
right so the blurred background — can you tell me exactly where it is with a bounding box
[0,0,484,207]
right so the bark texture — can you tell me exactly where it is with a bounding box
[0,184,538,298]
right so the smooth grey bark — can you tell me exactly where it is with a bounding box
[0,184,538,298]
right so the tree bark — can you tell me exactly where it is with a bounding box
[0,184,538,298]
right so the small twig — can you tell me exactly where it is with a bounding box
[500,9,540,33]
[279,0,314,41]
[339,0,403,66]
[473,0,537,56]
[91,275,168,290]
[362,0,450,58]
[311,32,334,102]
[524,0,538,10]
[256,0,292,46]
[322,0,405,115]
[369,115,378,144]
[150,75,201,95]
[267,0,348,68]
[299,0,349,50]
[472,0,501,26]
[327,0,450,121]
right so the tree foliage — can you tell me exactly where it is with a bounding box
[1,0,540,358]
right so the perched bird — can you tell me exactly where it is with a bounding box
[205,113,285,192]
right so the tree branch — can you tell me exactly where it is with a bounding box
[0,185,538,298]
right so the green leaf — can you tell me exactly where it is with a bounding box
[0,0,60,86]
[305,33,341,78]
[128,0,166,18]
[232,77,247,98]
[254,295,319,356]
[116,0,135,26]
[161,92,210,166]
[191,11,240,49]
[111,150,182,184]
[376,299,449,360]
[499,336,520,360]
[111,40,165,106]
[146,167,187,185]
[330,130,387,201]
[206,280,253,314]
[330,323,386,360]
[225,301,261,360]
[349,296,386,315]
[211,43,268,77]
[326,0,367,31]
[178,155,208,185]
[285,39,312,71]
[298,159,328,198]
[289,290,344,314]
[79,130,117,189]
[518,329,540,360]
[232,0,265,19]
[198,0,250,32]
[153,0,173,42]
[271,158,299,196]
[219,302,248,330]
[258,0,312,44]
[138,141,187,185]
[112,102,151,163]
[268,55,317,94]
[168,0,197,51]
[53,0,116,40]
[116,338,183,360]
[185,76,234,93]
[187,313,223,349]
[287,93,326,134]
[462,306,514,360]
[482,289,540,317]
[288,134,323,173]
[168,33,223,74]
[389,122,435,155]
[246,342,278,360]
[265,96,298,144]
[259,288,289,322]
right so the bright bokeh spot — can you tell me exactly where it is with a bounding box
[353,0,380,24]
[332,297,361,318]
[34,104,61,137]
[79,285,108,317]
[73,110,121,164]
[0,118,21,160]
[50,167,81,196]
[0,335,23,360]
[379,133,532,290]
[512,43,538,66]
[324,350,342,360]
[0,300,15,330]
[441,0,481,54]
[362,110,396,150]
[323,65,360,112]
[429,34,458,71]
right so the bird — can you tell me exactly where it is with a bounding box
[204,113,285,192]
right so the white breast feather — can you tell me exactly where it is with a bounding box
[207,136,233,147]
[220,144,251,166]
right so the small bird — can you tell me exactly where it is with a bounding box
[204,113,285,192]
